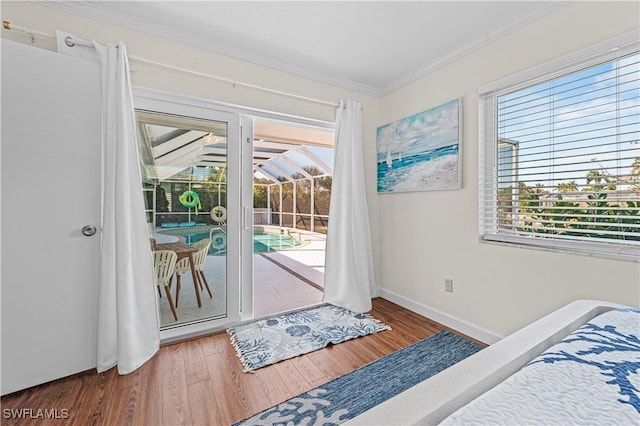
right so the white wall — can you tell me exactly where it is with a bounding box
[3,1,638,342]
[377,1,640,340]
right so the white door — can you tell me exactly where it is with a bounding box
[1,40,101,395]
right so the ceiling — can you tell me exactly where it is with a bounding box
[136,111,334,182]
[46,1,565,97]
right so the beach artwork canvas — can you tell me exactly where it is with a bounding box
[377,98,461,193]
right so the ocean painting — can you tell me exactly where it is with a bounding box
[377,99,461,193]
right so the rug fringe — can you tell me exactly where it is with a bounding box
[362,312,392,331]
[226,328,256,373]
[328,304,393,332]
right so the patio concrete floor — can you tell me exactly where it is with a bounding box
[158,229,325,328]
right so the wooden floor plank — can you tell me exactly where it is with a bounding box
[230,369,274,422]
[186,381,223,426]
[290,355,327,384]
[252,365,294,406]
[272,360,311,397]
[203,346,251,425]
[332,338,379,367]
[183,339,210,386]
[1,298,460,426]
[159,344,192,426]
[72,369,117,426]
[222,347,274,422]
[112,367,141,391]
[103,385,138,426]
[199,333,230,356]
[307,347,354,381]
[134,352,162,426]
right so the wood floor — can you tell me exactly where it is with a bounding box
[1,298,467,426]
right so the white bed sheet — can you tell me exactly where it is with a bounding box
[346,300,630,426]
[440,308,640,425]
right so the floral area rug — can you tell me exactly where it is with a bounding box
[227,304,391,372]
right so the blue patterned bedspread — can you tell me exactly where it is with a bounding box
[441,308,640,425]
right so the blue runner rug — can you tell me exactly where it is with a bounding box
[235,330,483,425]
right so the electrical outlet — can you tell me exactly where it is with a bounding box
[444,278,454,292]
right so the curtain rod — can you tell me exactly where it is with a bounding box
[2,20,339,108]
[130,56,339,107]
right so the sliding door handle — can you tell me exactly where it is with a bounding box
[243,206,250,231]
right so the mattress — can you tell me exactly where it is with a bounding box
[440,308,640,425]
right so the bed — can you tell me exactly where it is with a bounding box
[347,300,639,425]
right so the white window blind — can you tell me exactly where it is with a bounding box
[480,39,640,261]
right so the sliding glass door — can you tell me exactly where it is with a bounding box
[133,89,335,339]
[134,92,243,339]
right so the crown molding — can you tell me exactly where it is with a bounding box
[39,1,568,99]
[378,2,569,96]
[37,1,382,96]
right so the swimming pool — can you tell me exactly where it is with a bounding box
[160,227,302,255]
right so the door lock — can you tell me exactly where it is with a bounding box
[81,225,97,237]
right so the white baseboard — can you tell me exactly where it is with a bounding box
[377,288,503,344]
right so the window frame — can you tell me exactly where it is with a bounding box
[479,31,640,262]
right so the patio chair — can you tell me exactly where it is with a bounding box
[153,250,179,321]
[173,238,213,307]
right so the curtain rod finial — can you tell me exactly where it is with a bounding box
[3,21,11,30]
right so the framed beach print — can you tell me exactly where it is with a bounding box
[377,98,462,193]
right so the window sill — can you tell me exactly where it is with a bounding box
[480,235,640,263]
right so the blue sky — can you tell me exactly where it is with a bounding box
[497,52,639,190]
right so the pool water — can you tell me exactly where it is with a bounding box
[181,230,301,255]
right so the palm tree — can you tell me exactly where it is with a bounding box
[631,157,640,179]
[557,181,578,193]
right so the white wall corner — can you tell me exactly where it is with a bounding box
[377,288,503,344]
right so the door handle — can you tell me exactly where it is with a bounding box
[243,206,250,231]
[81,225,97,236]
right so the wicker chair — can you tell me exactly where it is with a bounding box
[173,238,213,307]
[152,250,178,321]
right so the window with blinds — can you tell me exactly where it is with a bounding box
[480,39,640,261]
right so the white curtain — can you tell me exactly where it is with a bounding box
[323,99,376,313]
[93,41,159,374]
